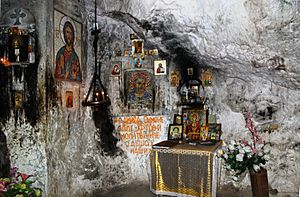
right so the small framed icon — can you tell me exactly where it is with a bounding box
[65,91,73,108]
[111,61,121,77]
[154,60,167,75]
[173,114,182,124]
[187,68,193,76]
[168,124,183,140]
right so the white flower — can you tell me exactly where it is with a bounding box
[244,146,252,153]
[230,140,236,145]
[253,164,260,172]
[223,153,228,159]
[258,151,263,157]
[264,154,270,160]
[236,144,242,150]
[239,148,245,154]
[226,164,231,170]
[236,153,244,162]
[247,153,253,158]
[263,148,269,154]
[228,144,235,151]
[257,144,264,150]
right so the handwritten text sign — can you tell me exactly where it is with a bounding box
[113,116,166,154]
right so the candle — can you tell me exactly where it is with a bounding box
[96,92,99,101]
[186,91,188,101]
[15,48,20,62]
[102,91,105,100]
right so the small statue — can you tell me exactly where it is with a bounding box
[14,40,20,62]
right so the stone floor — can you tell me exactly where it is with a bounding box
[100,183,253,197]
[101,183,298,197]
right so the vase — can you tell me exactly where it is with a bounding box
[249,168,269,197]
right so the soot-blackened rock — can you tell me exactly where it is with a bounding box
[93,106,119,155]
[0,130,10,178]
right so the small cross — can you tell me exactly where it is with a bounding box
[10,8,26,25]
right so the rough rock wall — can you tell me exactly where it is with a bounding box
[94,0,300,194]
[46,0,133,196]
[0,0,51,194]
[1,0,299,196]
[2,118,47,192]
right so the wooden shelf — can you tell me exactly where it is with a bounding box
[10,62,29,65]
[177,102,204,108]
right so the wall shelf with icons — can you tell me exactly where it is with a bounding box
[1,62,30,67]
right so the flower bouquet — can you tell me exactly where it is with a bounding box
[218,112,270,179]
[0,167,42,197]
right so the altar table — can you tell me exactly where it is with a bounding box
[150,141,222,197]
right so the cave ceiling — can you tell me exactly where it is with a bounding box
[84,0,300,90]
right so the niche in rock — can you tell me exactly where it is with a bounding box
[174,47,206,92]
[0,8,39,125]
